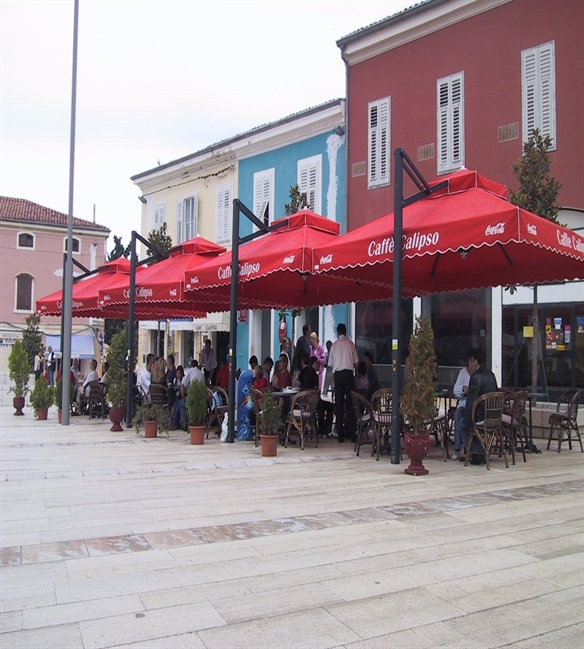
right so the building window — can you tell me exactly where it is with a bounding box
[522,41,556,148]
[153,203,166,232]
[216,183,232,243]
[437,72,465,174]
[368,97,390,188]
[63,237,81,253]
[253,168,275,229]
[17,232,35,249]
[297,155,322,214]
[176,195,198,243]
[15,274,33,312]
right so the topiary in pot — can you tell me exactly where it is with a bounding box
[401,315,437,476]
[133,404,170,438]
[106,328,127,430]
[8,340,31,416]
[30,376,55,420]
[187,379,209,444]
[258,391,282,457]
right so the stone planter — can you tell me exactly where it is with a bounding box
[13,397,25,416]
[189,425,205,445]
[404,432,430,476]
[260,434,278,457]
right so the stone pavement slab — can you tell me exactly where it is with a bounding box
[0,405,583,648]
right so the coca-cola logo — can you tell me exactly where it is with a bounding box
[283,255,295,264]
[169,288,177,296]
[485,223,505,235]
[189,276,199,285]
[102,293,111,302]
[527,224,537,236]
[320,254,333,264]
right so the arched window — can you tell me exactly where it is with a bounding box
[17,232,35,249]
[64,237,81,253]
[15,274,33,311]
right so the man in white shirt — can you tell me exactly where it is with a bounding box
[329,323,359,443]
[199,339,217,383]
[76,359,99,408]
[451,347,479,460]
[138,354,154,403]
[182,360,205,390]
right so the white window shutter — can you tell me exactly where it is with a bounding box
[368,97,390,188]
[522,41,556,148]
[153,203,166,231]
[297,156,321,214]
[216,185,231,243]
[176,200,184,243]
[437,73,464,174]
[192,194,199,237]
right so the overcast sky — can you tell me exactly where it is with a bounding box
[1,0,413,248]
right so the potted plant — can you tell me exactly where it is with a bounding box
[401,315,437,476]
[55,376,76,424]
[133,404,170,438]
[8,340,31,416]
[29,375,55,420]
[187,379,209,445]
[259,391,282,457]
[106,329,127,431]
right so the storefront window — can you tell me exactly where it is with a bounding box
[354,299,412,364]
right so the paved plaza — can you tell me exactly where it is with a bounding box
[0,405,582,648]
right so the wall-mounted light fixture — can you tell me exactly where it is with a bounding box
[333,125,345,136]
[138,196,147,204]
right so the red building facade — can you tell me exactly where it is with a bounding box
[338,0,584,394]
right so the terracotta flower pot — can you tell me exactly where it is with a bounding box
[13,397,25,416]
[189,425,206,445]
[109,406,125,432]
[36,407,48,421]
[404,432,430,476]
[144,421,158,438]
[260,434,278,457]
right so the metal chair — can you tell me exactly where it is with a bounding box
[547,389,582,453]
[465,391,507,470]
[502,390,529,464]
[285,390,320,450]
[370,388,392,461]
[351,391,374,457]
[149,384,169,409]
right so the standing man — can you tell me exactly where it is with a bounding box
[199,338,217,384]
[139,353,154,402]
[328,323,359,443]
[182,359,205,390]
[460,348,498,465]
[292,324,311,375]
[46,346,57,385]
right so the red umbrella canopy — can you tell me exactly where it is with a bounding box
[313,169,584,300]
[97,237,225,315]
[37,257,203,320]
[183,210,355,311]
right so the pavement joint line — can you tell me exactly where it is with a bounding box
[2,478,581,567]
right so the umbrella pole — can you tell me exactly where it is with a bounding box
[227,201,240,443]
[126,232,137,428]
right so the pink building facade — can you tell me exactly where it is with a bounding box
[0,197,110,379]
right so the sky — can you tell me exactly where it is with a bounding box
[1,0,414,250]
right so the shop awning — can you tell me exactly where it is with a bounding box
[45,334,96,359]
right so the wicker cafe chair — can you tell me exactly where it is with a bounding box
[501,390,529,464]
[285,390,320,450]
[87,381,107,419]
[149,384,170,409]
[547,389,582,453]
[370,388,393,461]
[249,387,265,447]
[465,391,507,470]
[208,386,228,437]
[430,409,451,462]
[351,391,374,457]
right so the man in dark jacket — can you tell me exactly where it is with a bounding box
[461,348,498,464]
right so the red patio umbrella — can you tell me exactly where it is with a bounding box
[97,237,224,316]
[36,257,203,320]
[183,210,371,310]
[312,169,584,299]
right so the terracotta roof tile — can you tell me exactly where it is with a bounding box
[0,196,110,233]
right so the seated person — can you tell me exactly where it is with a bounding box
[275,353,292,390]
[451,347,479,460]
[355,361,369,397]
[296,355,333,436]
[173,365,187,431]
[252,363,269,391]
[76,359,99,409]
[215,355,230,390]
